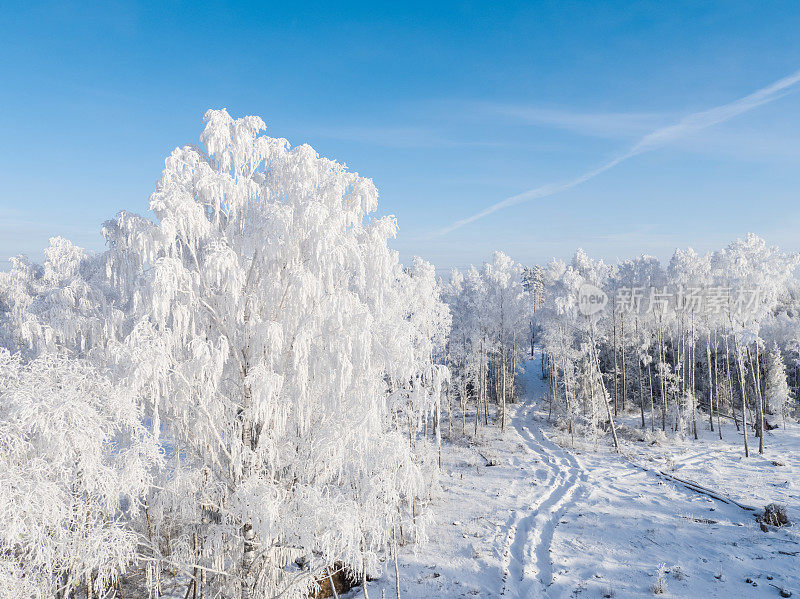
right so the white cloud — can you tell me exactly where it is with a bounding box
[488,104,667,139]
[437,68,800,236]
[311,125,501,149]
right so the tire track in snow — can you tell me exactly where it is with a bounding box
[500,397,587,599]
[499,428,558,597]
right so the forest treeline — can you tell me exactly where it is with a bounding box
[1,110,798,599]
[443,241,799,460]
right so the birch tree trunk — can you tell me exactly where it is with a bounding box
[749,344,765,454]
[713,329,722,439]
[691,317,697,440]
[511,331,517,404]
[648,361,655,432]
[620,315,627,412]
[706,328,714,432]
[549,355,556,421]
[613,309,619,417]
[724,331,738,431]
[240,378,256,599]
[734,335,750,457]
[589,321,619,452]
[659,325,667,431]
[500,348,507,432]
[637,319,645,428]
[461,352,467,436]
[475,340,481,436]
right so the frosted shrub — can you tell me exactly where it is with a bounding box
[651,563,668,594]
[0,350,158,599]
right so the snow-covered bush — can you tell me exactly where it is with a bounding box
[761,503,790,527]
[651,563,668,594]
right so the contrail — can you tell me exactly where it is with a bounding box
[435,68,800,236]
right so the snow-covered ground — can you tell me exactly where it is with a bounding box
[362,357,800,599]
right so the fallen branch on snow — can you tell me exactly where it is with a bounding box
[629,462,758,512]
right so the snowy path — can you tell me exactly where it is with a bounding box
[369,357,800,599]
[500,396,588,598]
[519,361,800,598]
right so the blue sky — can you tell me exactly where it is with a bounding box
[2,1,800,273]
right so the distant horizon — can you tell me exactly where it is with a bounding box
[1,214,791,280]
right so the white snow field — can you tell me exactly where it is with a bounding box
[363,355,800,599]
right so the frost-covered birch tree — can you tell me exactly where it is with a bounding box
[100,109,448,598]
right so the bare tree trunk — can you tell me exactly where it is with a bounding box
[240,380,256,599]
[691,317,697,440]
[460,367,467,436]
[637,320,645,428]
[706,329,714,432]
[563,359,574,444]
[659,325,667,431]
[724,331,738,431]
[192,533,199,599]
[565,365,573,435]
[621,315,627,412]
[484,354,490,426]
[461,341,467,435]
[713,328,722,439]
[749,344,765,454]
[362,556,370,599]
[446,376,452,438]
[326,568,340,599]
[648,361,655,432]
[511,331,517,404]
[549,355,556,421]
[613,309,619,417]
[587,353,598,445]
[734,335,749,457]
[484,344,489,426]
[474,351,480,437]
[500,348,507,432]
[679,322,685,404]
[436,402,442,469]
[475,337,483,435]
[559,329,574,440]
[241,523,255,599]
[393,525,401,599]
[590,320,619,452]
[672,333,681,432]
[756,343,765,447]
